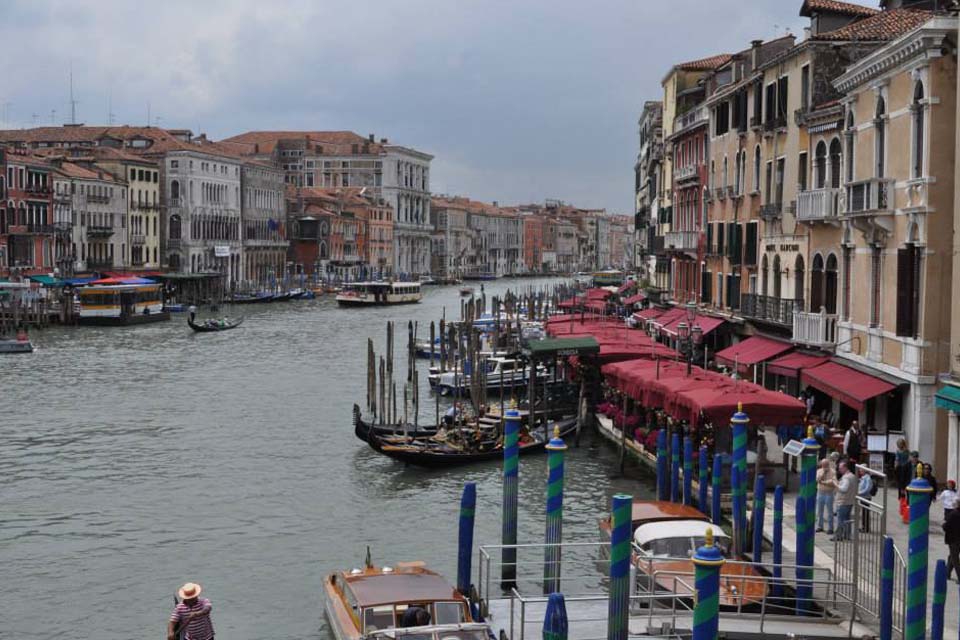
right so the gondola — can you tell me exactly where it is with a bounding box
[365,415,578,468]
[187,316,244,332]
[230,293,274,304]
[353,404,440,441]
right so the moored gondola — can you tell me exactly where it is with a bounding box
[187,316,244,332]
[353,404,440,441]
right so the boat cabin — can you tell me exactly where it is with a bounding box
[633,521,729,558]
[336,281,422,306]
[77,283,169,326]
[599,500,710,537]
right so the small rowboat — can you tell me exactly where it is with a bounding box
[459,287,474,296]
[187,316,244,332]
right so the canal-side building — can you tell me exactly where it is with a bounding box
[634,101,663,281]
[1,149,55,278]
[239,160,287,290]
[522,211,545,274]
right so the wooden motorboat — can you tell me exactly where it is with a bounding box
[0,332,33,354]
[188,316,244,332]
[598,501,768,609]
[323,556,490,640]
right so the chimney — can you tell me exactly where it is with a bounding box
[751,39,763,69]
[380,138,388,144]
[368,133,375,142]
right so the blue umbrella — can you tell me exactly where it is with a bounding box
[542,592,568,640]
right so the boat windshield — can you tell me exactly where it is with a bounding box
[642,536,730,558]
[368,628,488,640]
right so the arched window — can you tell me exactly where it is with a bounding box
[169,214,182,239]
[814,141,827,189]
[825,253,839,315]
[794,255,805,303]
[845,112,855,184]
[828,138,842,189]
[171,180,180,202]
[811,254,824,311]
[912,82,925,179]
[753,145,761,191]
[773,255,782,299]
[875,97,886,178]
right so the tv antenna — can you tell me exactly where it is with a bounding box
[69,64,79,124]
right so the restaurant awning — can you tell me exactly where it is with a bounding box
[935,384,960,413]
[766,352,830,378]
[634,308,664,322]
[715,335,793,372]
[27,274,61,286]
[661,314,725,338]
[651,307,686,328]
[800,360,898,411]
[623,293,646,306]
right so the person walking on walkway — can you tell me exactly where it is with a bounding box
[939,479,958,520]
[843,421,863,463]
[857,468,874,533]
[816,458,836,535]
[944,506,960,584]
[832,461,856,541]
[894,438,910,499]
[168,582,214,640]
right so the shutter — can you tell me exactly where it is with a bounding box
[895,247,911,337]
[717,222,725,256]
[706,223,713,254]
[701,270,711,303]
[911,245,921,338]
[733,223,743,264]
[725,274,734,308]
[732,273,742,310]
[745,222,757,265]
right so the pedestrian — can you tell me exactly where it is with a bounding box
[832,461,856,541]
[857,468,874,533]
[940,480,959,520]
[843,421,863,463]
[894,438,911,499]
[923,464,938,505]
[944,506,960,584]
[816,457,836,535]
[814,421,829,459]
[168,582,213,640]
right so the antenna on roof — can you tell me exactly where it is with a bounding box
[50,109,56,125]
[69,63,78,125]
[32,113,39,126]
[146,102,151,128]
[107,89,115,126]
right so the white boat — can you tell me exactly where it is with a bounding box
[433,356,545,396]
[336,281,422,306]
[0,332,33,354]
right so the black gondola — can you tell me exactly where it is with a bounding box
[353,405,440,441]
[188,316,244,332]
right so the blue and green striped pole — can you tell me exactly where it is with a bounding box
[501,409,521,587]
[683,436,694,506]
[698,446,708,512]
[796,427,820,614]
[730,408,749,553]
[607,494,632,640]
[906,463,933,640]
[711,454,722,525]
[751,474,766,564]
[543,426,567,595]
[671,431,681,503]
[772,485,783,598]
[880,536,894,640]
[931,559,946,640]
[543,592,569,640]
[731,463,743,556]
[457,482,477,596]
[692,527,725,640]
[656,429,669,501]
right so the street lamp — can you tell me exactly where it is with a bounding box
[678,304,705,375]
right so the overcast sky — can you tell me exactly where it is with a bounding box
[0,0,810,212]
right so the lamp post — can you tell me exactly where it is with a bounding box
[677,302,703,375]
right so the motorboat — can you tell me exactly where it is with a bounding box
[0,330,33,354]
[336,282,422,306]
[431,356,545,396]
[459,287,474,296]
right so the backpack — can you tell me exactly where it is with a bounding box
[869,476,879,497]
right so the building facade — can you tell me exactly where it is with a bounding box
[240,161,287,290]
[1,150,55,277]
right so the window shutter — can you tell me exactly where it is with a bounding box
[911,245,921,338]
[725,274,734,308]
[745,222,757,265]
[895,247,911,337]
[701,270,711,303]
[717,222,725,256]
[732,273,742,310]
[706,223,713,254]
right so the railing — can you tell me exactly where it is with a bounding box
[167,238,182,250]
[24,223,54,234]
[759,202,783,220]
[131,234,146,245]
[674,164,698,182]
[673,105,708,134]
[797,188,842,222]
[87,194,110,204]
[87,259,113,270]
[792,309,838,347]
[86,225,115,238]
[846,178,893,215]
[24,184,52,195]
[664,230,699,251]
[168,197,183,208]
[741,293,801,325]
[763,115,787,132]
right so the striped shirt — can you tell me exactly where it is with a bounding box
[170,598,214,640]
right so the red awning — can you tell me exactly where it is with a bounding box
[800,361,898,411]
[584,300,608,313]
[673,385,806,426]
[715,335,793,372]
[766,352,830,378]
[618,281,636,294]
[557,298,578,309]
[623,293,646,306]
[651,307,686,328]
[633,308,664,322]
[661,314,725,338]
[585,288,611,300]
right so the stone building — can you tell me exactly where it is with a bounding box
[239,161,287,289]
[634,101,663,281]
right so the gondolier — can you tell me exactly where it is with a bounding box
[168,582,214,640]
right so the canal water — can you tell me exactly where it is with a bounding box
[2,278,654,640]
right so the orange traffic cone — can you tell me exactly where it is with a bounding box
[899,495,909,524]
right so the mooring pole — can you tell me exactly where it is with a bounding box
[711,454,722,526]
[879,536,894,640]
[773,485,784,598]
[500,409,521,587]
[698,445,708,512]
[905,464,933,640]
[457,482,477,596]
[543,592,568,640]
[730,407,749,553]
[656,429,669,501]
[931,559,946,640]
[606,493,631,640]
[543,426,567,595]
[692,527,724,640]
[671,431,681,504]
[751,474,766,564]
[731,463,743,557]
[683,436,693,506]
[796,427,820,614]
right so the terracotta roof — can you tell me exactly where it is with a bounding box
[676,53,733,71]
[813,7,933,41]
[53,161,113,181]
[800,0,880,18]
[221,131,385,156]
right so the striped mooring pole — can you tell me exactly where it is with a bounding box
[543,592,569,640]
[906,463,933,640]
[457,482,477,596]
[543,426,567,595]
[751,474,766,564]
[683,436,694,506]
[931,559,946,640]
[698,445,709,512]
[731,464,742,556]
[796,427,820,614]
[671,431,681,503]
[730,407,749,553]
[711,454,722,525]
[772,485,784,598]
[501,409,521,587]
[692,527,725,640]
[607,494,632,640]
[656,429,669,501]
[880,536,894,640]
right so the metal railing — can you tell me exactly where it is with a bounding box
[792,309,837,347]
[797,188,842,222]
[86,225,115,238]
[760,202,783,220]
[741,293,801,325]
[674,165,698,182]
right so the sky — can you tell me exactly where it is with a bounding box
[0,0,810,213]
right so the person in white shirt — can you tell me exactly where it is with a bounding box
[940,480,959,520]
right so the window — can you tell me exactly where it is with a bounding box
[795,255,805,302]
[764,161,772,204]
[798,152,808,192]
[777,76,789,123]
[765,83,776,123]
[814,142,827,189]
[744,222,758,266]
[842,245,852,321]
[800,65,810,112]
[875,97,886,178]
[828,138,842,189]
[825,254,838,314]
[896,243,922,337]
[870,246,882,327]
[775,158,785,205]
[773,254,782,298]
[715,102,730,136]
[753,145,761,192]
[722,156,728,188]
[811,254,824,311]
[845,112,855,184]
[912,82,925,179]
[752,80,762,125]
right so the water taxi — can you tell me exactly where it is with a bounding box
[323,558,490,640]
[77,282,170,326]
[336,281,422,306]
[431,356,544,396]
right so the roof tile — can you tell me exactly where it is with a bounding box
[800,0,880,18]
[813,7,933,41]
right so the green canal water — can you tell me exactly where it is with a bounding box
[1,277,655,640]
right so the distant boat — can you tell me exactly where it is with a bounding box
[230,292,274,304]
[459,286,474,296]
[187,316,244,332]
[0,331,33,354]
[336,281,422,306]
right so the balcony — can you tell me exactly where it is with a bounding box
[715,187,726,201]
[763,116,787,133]
[793,309,838,348]
[24,223,54,234]
[845,178,893,215]
[741,293,802,326]
[167,238,182,250]
[87,259,113,270]
[797,188,842,223]
[24,184,52,195]
[664,230,699,252]
[760,202,783,220]
[675,164,699,183]
[750,115,762,130]
[131,234,146,246]
[87,195,110,204]
[673,105,709,135]
[87,225,115,239]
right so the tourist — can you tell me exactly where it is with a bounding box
[943,506,960,584]
[894,438,911,499]
[832,461,856,541]
[843,421,863,462]
[168,582,213,640]
[815,458,836,535]
[923,464,939,505]
[857,468,874,533]
[940,480,958,521]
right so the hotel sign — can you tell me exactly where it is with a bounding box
[765,244,800,253]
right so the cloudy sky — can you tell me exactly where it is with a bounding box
[0,0,809,212]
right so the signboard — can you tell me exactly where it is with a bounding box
[866,433,887,453]
[214,245,230,258]
[782,439,807,458]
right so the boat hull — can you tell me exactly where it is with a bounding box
[188,317,244,332]
[353,404,440,442]
[0,340,33,354]
[78,311,171,326]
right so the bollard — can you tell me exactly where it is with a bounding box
[711,454,722,525]
[905,463,933,640]
[796,427,820,614]
[656,429,669,501]
[671,431,681,503]
[698,446,708,512]
[931,560,946,640]
[692,527,725,640]
[730,407,749,553]
[731,463,742,556]
[772,485,783,598]
[880,536,894,640]
[543,592,569,640]
[457,482,477,596]
[501,409,521,587]
[543,426,567,595]
[607,494,631,640]
[683,436,694,506]
[751,474,766,564]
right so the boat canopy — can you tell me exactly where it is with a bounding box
[634,521,728,548]
[345,570,460,607]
